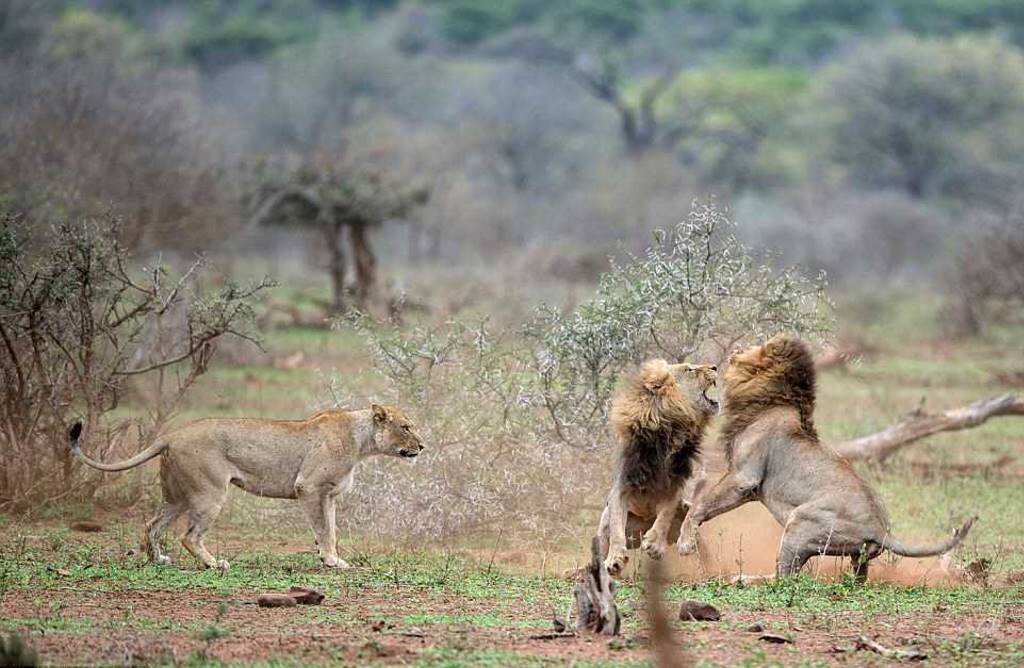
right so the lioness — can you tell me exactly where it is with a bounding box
[68,405,423,570]
[677,334,975,579]
[599,359,718,578]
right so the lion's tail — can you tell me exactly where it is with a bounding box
[67,422,168,472]
[881,517,976,558]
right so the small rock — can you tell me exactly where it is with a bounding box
[257,593,297,608]
[70,521,103,533]
[745,622,765,633]
[678,600,721,622]
[288,586,325,605]
[759,632,793,644]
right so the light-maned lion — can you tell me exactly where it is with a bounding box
[599,359,718,578]
[67,405,423,570]
[677,334,975,579]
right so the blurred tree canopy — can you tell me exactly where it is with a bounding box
[816,35,1024,202]
[29,0,1020,67]
[6,0,1024,295]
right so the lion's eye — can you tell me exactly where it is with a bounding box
[403,425,412,432]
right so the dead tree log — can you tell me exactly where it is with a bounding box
[575,536,620,636]
[833,394,1024,462]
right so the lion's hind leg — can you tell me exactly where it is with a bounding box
[142,502,184,565]
[776,502,850,578]
[641,496,680,561]
[181,487,230,570]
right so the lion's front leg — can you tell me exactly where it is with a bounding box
[299,486,349,569]
[641,495,680,561]
[320,491,350,569]
[603,482,630,578]
[677,471,757,556]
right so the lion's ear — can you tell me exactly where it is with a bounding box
[643,369,673,393]
[371,403,388,424]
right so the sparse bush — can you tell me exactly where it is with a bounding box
[0,213,271,512]
[0,34,234,252]
[332,199,831,540]
[943,208,1024,337]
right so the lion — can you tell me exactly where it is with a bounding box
[67,404,423,570]
[677,334,975,579]
[598,359,719,578]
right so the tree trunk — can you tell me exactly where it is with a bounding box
[575,536,620,636]
[325,222,347,315]
[833,394,1024,462]
[349,224,377,307]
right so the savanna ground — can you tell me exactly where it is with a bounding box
[2,280,1023,667]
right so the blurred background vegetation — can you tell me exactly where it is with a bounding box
[3,0,1023,303]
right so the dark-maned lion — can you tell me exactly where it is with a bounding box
[677,334,975,579]
[599,359,718,577]
[68,405,423,570]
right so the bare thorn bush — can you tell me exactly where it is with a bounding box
[0,213,272,511]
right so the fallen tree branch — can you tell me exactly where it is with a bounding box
[833,394,1024,462]
[855,635,927,661]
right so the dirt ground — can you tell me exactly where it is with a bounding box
[2,526,1023,667]
[4,584,1023,666]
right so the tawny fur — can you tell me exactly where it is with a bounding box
[600,359,718,577]
[678,334,975,579]
[68,404,423,570]
[610,359,710,501]
[718,333,817,461]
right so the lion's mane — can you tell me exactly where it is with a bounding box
[609,359,709,500]
[720,334,817,461]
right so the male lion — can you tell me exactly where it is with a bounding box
[68,404,423,570]
[677,334,975,579]
[599,359,718,577]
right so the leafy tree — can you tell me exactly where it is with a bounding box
[251,160,428,314]
[816,35,1024,201]
[658,68,808,190]
[182,0,319,69]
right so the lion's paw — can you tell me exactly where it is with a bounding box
[641,534,666,561]
[604,551,629,578]
[322,556,351,569]
[676,537,698,556]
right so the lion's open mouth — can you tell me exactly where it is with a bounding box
[399,449,420,458]
[702,385,719,409]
